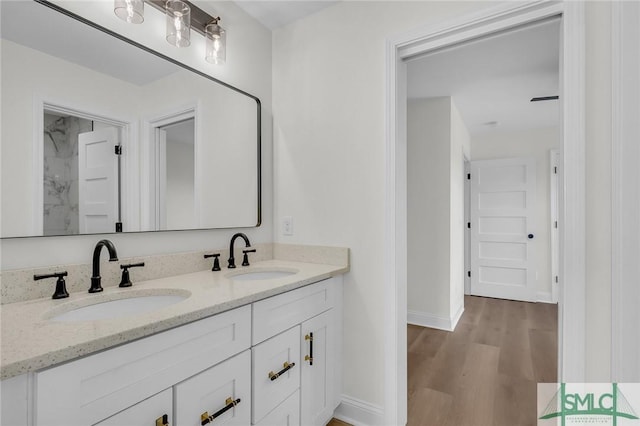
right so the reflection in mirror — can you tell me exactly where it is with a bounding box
[0,0,260,238]
[156,118,196,231]
[42,109,123,236]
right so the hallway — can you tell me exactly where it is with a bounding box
[407,296,558,426]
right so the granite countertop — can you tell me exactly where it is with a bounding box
[0,259,348,380]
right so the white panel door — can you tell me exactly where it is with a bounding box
[470,157,537,302]
[78,127,118,234]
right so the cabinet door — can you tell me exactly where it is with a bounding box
[300,310,334,426]
[254,389,300,426]
[94,388,172,426]
[174,350,251,426]
[252,326,301,423]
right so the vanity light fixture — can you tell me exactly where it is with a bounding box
[114,0,144,24]
[165,0,191,47]
[205,17,226,65]
[116,1,227,62]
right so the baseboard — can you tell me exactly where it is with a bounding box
[407,307,463,332]
[537,291,555,303]
[333,395,384,426]
[451,304,464,330]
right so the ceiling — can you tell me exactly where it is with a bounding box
[233,1,338,30]
[407,18,560,136]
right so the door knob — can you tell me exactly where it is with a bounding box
[528,234,534,239]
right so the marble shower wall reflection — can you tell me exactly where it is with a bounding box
[43,113,92,236]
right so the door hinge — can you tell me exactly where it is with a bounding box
[115,145,122,155]
[554,221,558,229]
[467,222,471,229]
[467,271,471,278]
[467,173,471,180]
[115,222,123,232]
[554,166,557,174]
[555,275,559,283]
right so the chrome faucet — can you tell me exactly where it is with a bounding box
[228,233,251,269]
[89,239,119,293]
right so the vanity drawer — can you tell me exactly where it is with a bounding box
[252,278,335,344]
[94,388,172,426]
[252,326,301,424]
[254,389,300,426]
[35,305,251,426]
[174,350,251,426]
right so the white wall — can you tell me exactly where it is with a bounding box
[273,0,617,410]
[273,1,496,409]
[407,98,452,321]
[406,97,467,328]
[471,127,560,300]
[1,0,273,270]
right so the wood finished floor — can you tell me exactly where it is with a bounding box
[408,295,558,426]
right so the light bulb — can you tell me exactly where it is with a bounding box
[205,20,226,65]
[114,0,143,24]
[166,1,191,47]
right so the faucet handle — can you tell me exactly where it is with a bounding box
[34,271,69,299]
[242,249,256,267]
[204,253,221,271]
[119,262,145,288]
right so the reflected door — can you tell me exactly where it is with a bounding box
[470,157,537,302]
[78,127,119,234]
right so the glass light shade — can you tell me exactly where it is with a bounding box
[114,0,144,24]
[166,0,191,47]
[205,21,226,65]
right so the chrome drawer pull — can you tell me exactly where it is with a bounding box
[268,361,295,381]
[200,397,241,425]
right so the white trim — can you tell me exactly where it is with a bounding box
[407,305,464,332]
[383,34,406,426]
[549,149,560,304]
[611,0,640,382]
[334,395,384,426]
[557,0,586,383]
[384,1,586,423]
[537,291,554,304]
[34,98,137,235]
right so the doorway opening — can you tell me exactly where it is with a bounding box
[404,17,560,424]
[384,2,586,424]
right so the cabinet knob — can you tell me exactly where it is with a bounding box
[155,414,169,426]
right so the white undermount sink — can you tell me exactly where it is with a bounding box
[227,269,298,281]
[45,290,191,322]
